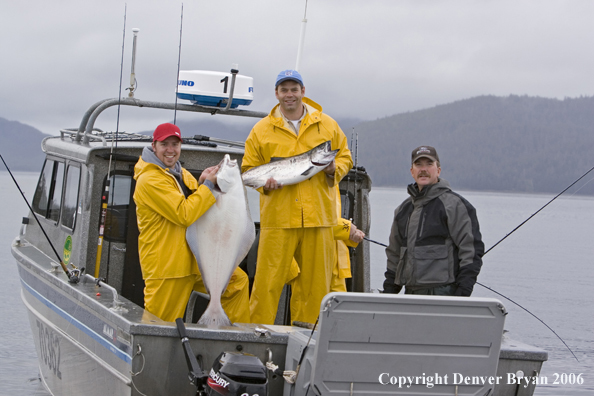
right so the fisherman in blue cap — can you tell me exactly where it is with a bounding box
[242,70,353,325]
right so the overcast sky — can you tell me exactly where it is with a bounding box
[1,0,593,135]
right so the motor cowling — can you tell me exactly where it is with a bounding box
[206,351,267,396]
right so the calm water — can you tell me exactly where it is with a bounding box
[1,171,593,395]
[369,187,594,395]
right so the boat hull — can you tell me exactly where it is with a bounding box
[18,259,133,395]
[14,240,289,395]
[13,238,547,396]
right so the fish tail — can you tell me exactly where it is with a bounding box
[197,301,232,327]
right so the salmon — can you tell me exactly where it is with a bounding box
[241,140,338,189]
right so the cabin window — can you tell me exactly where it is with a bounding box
[103,173,133,243]
[32,159,65,223]
[61,165,81,230]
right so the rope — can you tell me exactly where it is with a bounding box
[130,344,148,396]
[265,361,298,384]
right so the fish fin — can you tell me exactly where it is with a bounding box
[197,301,232,327]
[300,166,315,176]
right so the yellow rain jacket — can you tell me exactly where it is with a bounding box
[333,185,358,282]
[133,157,216,280]
[133,156,250,323]
[334,218,357,279]
[242,97,352,229]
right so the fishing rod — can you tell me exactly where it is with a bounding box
[362,166,594,363]
[344,128,355,217]
[484,164,594,255]
[1,154,76,282]
[94,7,128,279]
[364,235,578,361]
[173,3,184,125]
[363,237,387,247]
[351,130,359,289]
[366,164,594,256]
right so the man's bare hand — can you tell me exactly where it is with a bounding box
[349,223,365,243]
[323,160,336,176]
[199,165,219,184]
[263,177,282,191]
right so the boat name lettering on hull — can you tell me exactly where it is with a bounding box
[36,319,62,380]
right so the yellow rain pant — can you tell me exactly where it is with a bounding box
[330,249,348,292]
[288,240,348,324]
[144,267,250,323]
[250,227,335,325]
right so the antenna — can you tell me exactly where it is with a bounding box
[128,28,140,97]
[294,0,308,71]
[174,3,184,125]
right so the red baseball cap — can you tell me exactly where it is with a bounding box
[153,123,182,142]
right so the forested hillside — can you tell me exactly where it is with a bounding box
[355,95,594,195]
[2,95,593,195]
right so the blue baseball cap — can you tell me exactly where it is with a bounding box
[275,69,304,87]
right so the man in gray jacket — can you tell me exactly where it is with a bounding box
[382,146,484,296]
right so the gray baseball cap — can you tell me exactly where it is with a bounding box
[411,146,440,164]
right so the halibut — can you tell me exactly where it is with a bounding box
[186,154,255,326]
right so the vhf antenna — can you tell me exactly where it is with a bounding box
[295,0,308,71]
[127,28,140,97]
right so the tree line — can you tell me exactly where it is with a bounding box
[2,95,593,195]
[353,95,594,195]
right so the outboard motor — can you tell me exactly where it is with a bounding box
[176,318,268,396]
[206,351,268,396]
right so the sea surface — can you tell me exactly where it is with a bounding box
[1,171,592,395]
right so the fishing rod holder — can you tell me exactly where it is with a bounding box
[193,134,245,148]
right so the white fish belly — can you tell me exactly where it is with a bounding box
[186,183,255,311]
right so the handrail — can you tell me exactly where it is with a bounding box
[83,274,127,312]
[76,98,268,144]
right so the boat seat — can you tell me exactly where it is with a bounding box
[285,293,507,395]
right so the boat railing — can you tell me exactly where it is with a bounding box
[75,98,268,145]
[60,127,153,145]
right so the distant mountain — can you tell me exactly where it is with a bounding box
[2,96,593,195]
[355,95,594,195]
[0,117,49,171]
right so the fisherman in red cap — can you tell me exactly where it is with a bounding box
[133,123,250,322]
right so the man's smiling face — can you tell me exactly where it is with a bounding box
[275,80,305,117]
[152,136,181,168]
